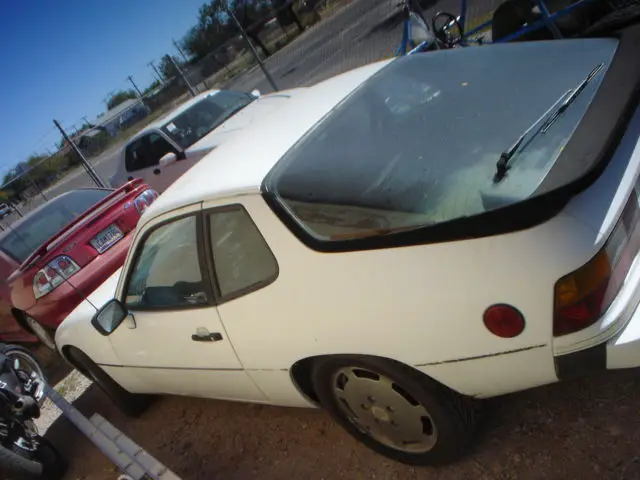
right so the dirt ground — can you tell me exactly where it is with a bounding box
[22,345,640,480]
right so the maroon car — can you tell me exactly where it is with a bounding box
[0,179,157,348]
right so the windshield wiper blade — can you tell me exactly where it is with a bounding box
[494,92,570,181]
[539,62,605,134]
[494,62,605,183]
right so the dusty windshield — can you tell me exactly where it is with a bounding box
[0,189,111,263]
[161,91,254,148]
[264,38,618,242]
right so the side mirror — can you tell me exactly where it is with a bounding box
[91,299,130,336]
[251,89,262,98]
[159,152,178,167]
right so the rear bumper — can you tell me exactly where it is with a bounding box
[25,236,132,329]
[555,299,640,378]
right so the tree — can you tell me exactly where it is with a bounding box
[159,55,184,81]
[143,79,162,95]
[272,0,304,33]
[181,0,274,61]
[106,89,137,110]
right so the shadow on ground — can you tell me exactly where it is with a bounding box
[35,362,640,480]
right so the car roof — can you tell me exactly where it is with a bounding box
[142,59,393,221]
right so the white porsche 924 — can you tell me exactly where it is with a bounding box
[56,25,640,466]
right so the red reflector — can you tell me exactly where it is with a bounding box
[483,304,525,338]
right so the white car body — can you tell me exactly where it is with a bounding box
[56,30,640,463]
[109,88,300,193]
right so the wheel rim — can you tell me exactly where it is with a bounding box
[330,366,437,453]
[25,316,56,350]
[4,348,47,405]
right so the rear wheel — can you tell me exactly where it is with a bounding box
[0,344,47,405]
[311,356,479,466]
[24,316,56,351]
[0,436,67,479]
[65,347,154,417]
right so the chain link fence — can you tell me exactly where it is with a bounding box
[1,0,508,230]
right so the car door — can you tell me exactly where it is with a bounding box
[107,210,265,402]
[124,132,181,193]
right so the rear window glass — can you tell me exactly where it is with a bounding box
[264,38,618,242]
[0,189,110,263]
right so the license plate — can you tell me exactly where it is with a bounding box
[90,224,124,253]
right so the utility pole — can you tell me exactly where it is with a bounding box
[172,38,189,63]
[223,1,278,92]
[53,119,107,188]
[127,75,144,98]
[148,61,165,85]
[166,55,197,97]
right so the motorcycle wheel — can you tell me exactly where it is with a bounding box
[0,437,67,480]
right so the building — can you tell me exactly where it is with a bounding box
[91,99,150,137]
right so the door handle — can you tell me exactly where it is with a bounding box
[153,168,161,175]
[191,331,223,342]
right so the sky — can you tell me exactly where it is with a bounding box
[0,0,208,177]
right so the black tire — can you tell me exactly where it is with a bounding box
[65,347,154,418]
[0,436,67,480]
[311,355,479,466]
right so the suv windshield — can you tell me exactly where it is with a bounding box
[161,91,254,149]
[0,189,111,263]
[264,38,618,242]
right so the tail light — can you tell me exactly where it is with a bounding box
[554,188,640,336]
[133,189,159,215]
[33,256,81,299]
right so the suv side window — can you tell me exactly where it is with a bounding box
[125,215,208,309]
[124,133,176,173]
[208,205,278,300]
[148,133,176,163]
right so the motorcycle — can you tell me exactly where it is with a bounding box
[0,344,67,479]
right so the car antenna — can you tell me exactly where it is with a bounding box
[2,221,101,313]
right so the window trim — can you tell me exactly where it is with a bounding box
[202,203,279,305]
[120,211,216,313]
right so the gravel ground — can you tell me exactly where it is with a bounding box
[24,346,640,480]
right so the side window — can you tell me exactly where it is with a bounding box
[125,215,207,309]
[147,133,176,163]
[124,133,176,173]
[208,205,278,300]
[124,137,149,173]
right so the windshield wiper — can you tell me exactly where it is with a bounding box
[494,62,605,183]
[539,63,604,134]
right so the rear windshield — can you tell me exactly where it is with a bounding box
[264,38,618,242]
[0,189,110,263]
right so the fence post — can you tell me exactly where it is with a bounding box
[167,55,198,97]
[53,120,107,188]
[224,2,279,92]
